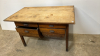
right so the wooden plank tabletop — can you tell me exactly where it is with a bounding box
[4,6,75,24]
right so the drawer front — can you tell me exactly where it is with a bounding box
[40,28,65,34]
[42,33,65,38]
[16,28,38,35]
[39,24,66,28]
[15,22,38,27]
[19,33,39,37]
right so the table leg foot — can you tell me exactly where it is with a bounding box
[19,34,27,46]
[24,44,27,47]
[66,24,69,52]
[66,49,68,51]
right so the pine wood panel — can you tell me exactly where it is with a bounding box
[42,33,65,38]
[19,33,39,37]
[40,28,65,34]
[39,24,66,28]
[15,22,38,27]
[16,27,38,34]
[4,6,75,24]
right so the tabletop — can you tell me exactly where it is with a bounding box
[4,6,75,24]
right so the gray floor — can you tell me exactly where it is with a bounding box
[0,25,100,56]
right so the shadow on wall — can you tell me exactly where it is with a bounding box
[73,7,100,34]
[69,24,74,51]
[68,7,75,51]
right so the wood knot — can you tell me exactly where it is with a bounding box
[46,16,49,18]
[51,14,53,16]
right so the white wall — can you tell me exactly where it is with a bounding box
[0,20,1,25]
[0,0,100,34]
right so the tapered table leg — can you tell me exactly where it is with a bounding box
[38,29,43,38]
[19,34,27,46]
[66,25,69,51]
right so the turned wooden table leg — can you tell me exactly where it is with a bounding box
[66,24,69,51]
[19,34,27,46]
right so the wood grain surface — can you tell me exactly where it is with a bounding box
[39,24,66,28]
[19,33,39,37]
[40,28,65,34]
[4,6,75,24]
[15,22,38,27]
[42,33,65,38]
[16,27,38,34]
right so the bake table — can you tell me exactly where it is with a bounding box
[4,6,75,51]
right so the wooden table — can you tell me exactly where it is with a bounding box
[4,6,75,51]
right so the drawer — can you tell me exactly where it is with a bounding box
[40,28,65,34]
[39,24,66,28]
[42,33,65,38]
[16,26,39,37]
[19,33,39,37]
[15,22,38,27]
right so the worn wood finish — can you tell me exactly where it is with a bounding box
[4,6,75,52]
[19,33,39,37]
[38,28,44,38]
[66,25,69,51]
[42,33,65,38]
[15,22,38,27]
[39,24,66,28]
[16,27,38,34]
[4,6,75,24]
[19,34,27,46]
[40,28,65,34]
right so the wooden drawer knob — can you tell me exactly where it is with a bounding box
[49,25,54,27]
[23,24,28,26]
[50,30,54,33]
[24,30,29,33]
